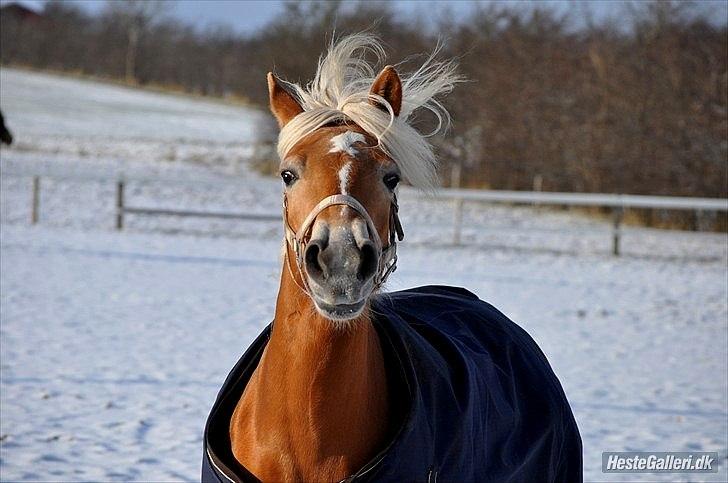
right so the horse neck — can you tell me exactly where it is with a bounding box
[239,250,389,478]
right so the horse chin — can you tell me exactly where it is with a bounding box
[305,275,374,322]
[311,297,367,322]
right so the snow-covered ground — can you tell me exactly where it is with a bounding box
[0,68,267,173]
[1,68,726,482]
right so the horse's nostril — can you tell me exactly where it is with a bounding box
[305,241,325,278]
[358,241,378,281]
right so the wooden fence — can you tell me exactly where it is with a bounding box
[3,163,726,256]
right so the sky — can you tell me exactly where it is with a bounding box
[2,0,727,34]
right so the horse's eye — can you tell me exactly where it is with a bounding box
[383,173,400,190]
[280,170,297,186]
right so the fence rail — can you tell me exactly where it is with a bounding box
[2,163,726,256]
[430,187,728,211]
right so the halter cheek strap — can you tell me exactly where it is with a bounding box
[283,192,404,293]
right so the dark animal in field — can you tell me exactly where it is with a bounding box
[0,110,13,145]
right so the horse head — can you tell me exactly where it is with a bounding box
[266,34,459,322]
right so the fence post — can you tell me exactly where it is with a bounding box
[612,206,623,256]
[695,209,704,231]
[450,162,462,188]
[31,176,40,224]
[116,181,125,230]
[453,197,464,245]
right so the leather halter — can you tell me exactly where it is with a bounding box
[283,192,404,295]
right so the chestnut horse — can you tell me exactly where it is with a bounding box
[203,35,582,483]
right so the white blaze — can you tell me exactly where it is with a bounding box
[329,131,365,157]
[338,161,352,194]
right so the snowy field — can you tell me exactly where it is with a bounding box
[1,68,727,482]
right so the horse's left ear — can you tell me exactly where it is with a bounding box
[369,65,402,117]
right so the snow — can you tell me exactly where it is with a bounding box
[0,68,267,173]
[1,68,727,482]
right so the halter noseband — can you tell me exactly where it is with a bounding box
[283,192,404,294]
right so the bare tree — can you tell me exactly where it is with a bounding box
[103,0,170,84]
[1,0,725,217]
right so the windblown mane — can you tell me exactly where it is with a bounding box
[276,34,461,190]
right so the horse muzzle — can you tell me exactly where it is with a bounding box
[302,216,377,319]
[283,194,403,321]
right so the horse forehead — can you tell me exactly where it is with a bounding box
[299,129,367,166]
[292,127,382,181]
[328,130,366,157]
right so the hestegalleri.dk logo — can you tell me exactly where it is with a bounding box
[602,452,718,473]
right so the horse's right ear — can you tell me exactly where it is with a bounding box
[267,73,304,128]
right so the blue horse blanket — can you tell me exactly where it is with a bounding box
[202,285,582,482]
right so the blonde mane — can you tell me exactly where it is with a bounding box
[276,34,461,190]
